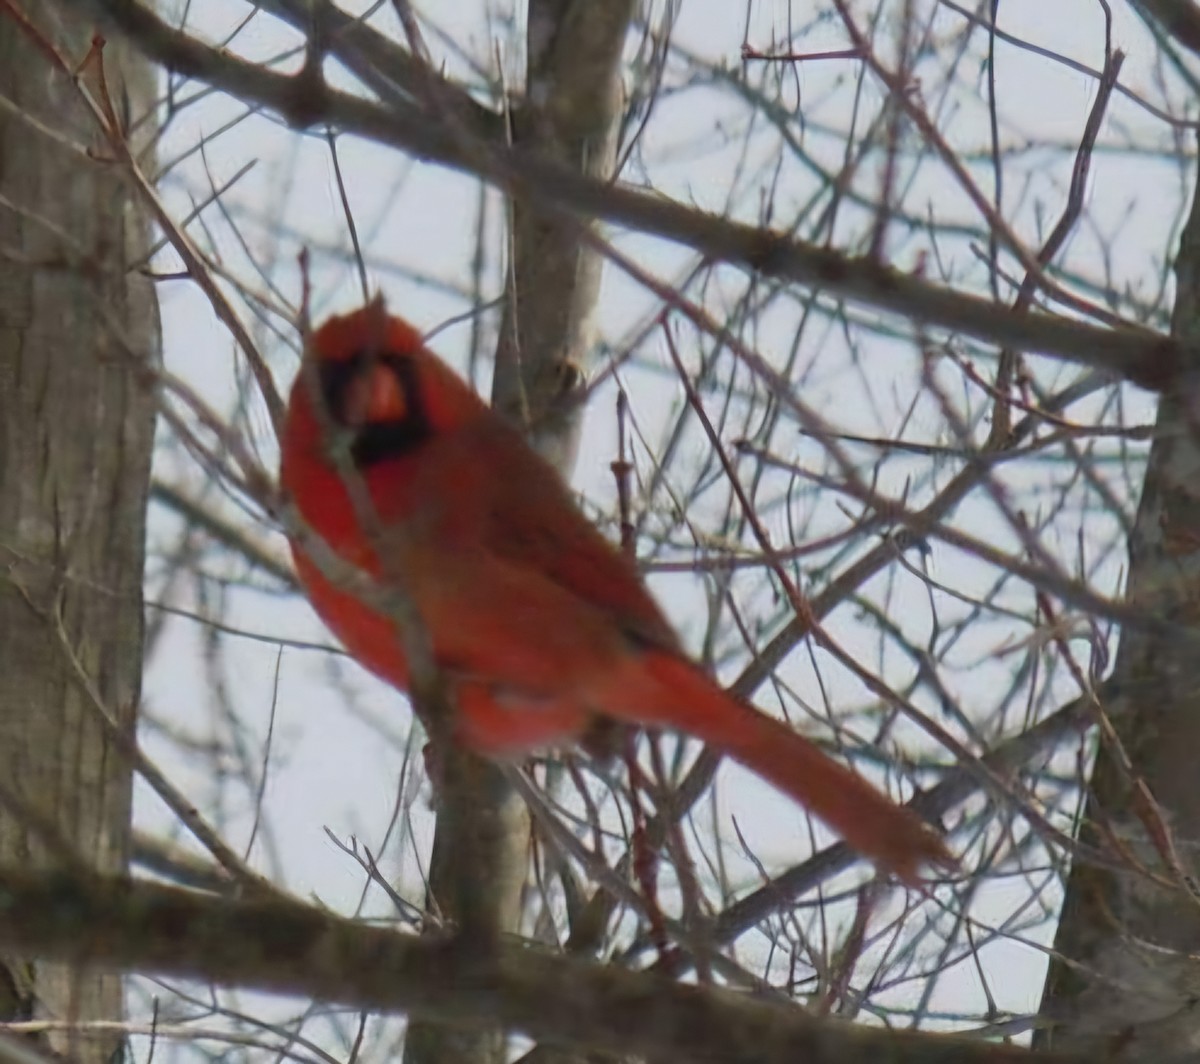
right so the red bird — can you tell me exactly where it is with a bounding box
[280,301,952,884]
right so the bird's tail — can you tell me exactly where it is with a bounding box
[596,652,953,886]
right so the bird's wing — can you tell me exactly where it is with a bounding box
[412,417,681,656]
[483,422,680,654]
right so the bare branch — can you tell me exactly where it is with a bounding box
[0,866,1089,1064]
[73,0,1185,392]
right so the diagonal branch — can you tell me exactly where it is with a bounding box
[72,0,1187,393]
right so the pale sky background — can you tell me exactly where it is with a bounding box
[131,0,1179,1051]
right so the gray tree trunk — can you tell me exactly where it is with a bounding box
[1035,162,1200,1055]
[0,5,157,1061]
[403,3,634,1063]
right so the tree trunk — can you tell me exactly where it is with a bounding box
[1035,159,1200,1055]
[0,5,157,1061]
[403,3,633,1063]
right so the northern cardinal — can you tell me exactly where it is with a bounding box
[280,300,952,884]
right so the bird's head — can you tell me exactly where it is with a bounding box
[286,297,487,469]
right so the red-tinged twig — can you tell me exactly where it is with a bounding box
[611,388,637,557]
[740,44,863,63]
[623,729,668,961]
[820,882,881,1015]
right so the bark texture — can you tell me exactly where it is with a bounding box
[1035,163,1200,1053]
[0,4,157,1060]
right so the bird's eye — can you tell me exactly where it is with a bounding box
[316,351,431,466]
